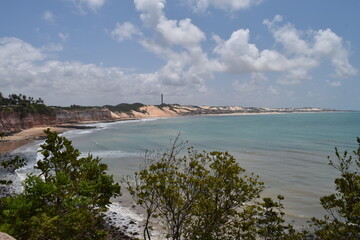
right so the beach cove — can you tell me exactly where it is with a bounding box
[0,104,335,154]
[4,111,359,237]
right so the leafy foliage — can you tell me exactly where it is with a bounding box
[0,92,54,118]
[311,138,360,239]
[0,155,28,185]
[1,156,27,173]
[125,136,300,240]
[0,129,121,239]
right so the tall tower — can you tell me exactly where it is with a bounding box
[161,93,164,105]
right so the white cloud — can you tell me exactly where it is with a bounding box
[264,22,311,56]
[111,22,142,42]
[130,1,357,100]
[313,29,357,78]
[0,37,44,67]
[134,0,205,49]
[0,37,45,88]
[213,29,317,75]
[42,10,55,22]
[264,15,357,79]
[157,18,205,49]
[0,37,207,105]
[134,0,218,89]
[214,15,357,86]
[134,0,166,27]
[187,0,262,12]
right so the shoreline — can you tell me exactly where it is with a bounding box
[0,118,142,154]
[0,126,72,154]
[0,110,343,155]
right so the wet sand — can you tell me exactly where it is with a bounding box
[0,127,71,154]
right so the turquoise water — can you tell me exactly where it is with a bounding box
[16,112,360,225]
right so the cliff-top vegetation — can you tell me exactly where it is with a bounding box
[0,92,54,118]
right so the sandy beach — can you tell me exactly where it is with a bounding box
[0,127,71,154]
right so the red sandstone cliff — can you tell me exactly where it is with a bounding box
[0,108,114,133]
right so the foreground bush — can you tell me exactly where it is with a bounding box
[311,138,360,239]
[125,137,301,240]
[0,129,120,239]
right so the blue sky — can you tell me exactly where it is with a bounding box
[0,0,359,109]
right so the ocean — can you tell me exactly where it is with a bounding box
[12,111,360,234]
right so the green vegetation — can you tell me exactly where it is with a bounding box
[1,156,27,173]
[104,103,145,113]
[0,129,120,239]
[124,137,303,240]
[0,156,27,185]
[311,138,360,239]
[0,92,54,118]
[52,104,101,111]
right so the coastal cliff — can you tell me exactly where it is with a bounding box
[55,108,113,123]
[0,108,113,133]
[0,104,333,134]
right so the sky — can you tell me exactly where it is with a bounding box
[0,0,359,109]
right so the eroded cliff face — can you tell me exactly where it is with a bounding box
[0,108,114,133]
[55,108,113,123]
[0,111,56,133]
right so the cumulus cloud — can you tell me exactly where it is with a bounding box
[42,10,55,22]
[186,0,262,12]
[212,15,357,86]
[132,1,356,94]
[134,0,205,49]
[213,29,317,76]
[264,15,357,79]
[4,0,356,106]
[0,37,44,67]
[133,0,219,90]
[110,22,142,42]
[134,0,166,27]
[125,1,357,100]
[157,18,205,49]
[0,37,207,105]
[0,37,45,88]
